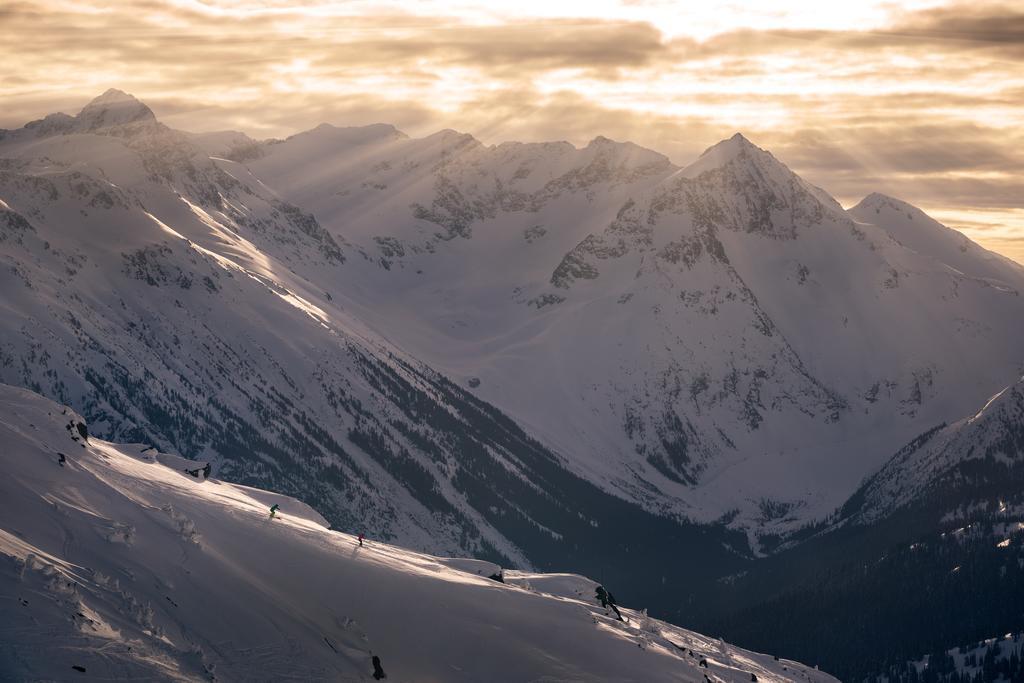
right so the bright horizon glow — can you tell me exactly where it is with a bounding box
[2,0,1023,262]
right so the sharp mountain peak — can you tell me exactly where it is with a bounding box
[16,91,949,236]
[676,132,778,179]
[850,192,937,220]
[61,87,158,134]
[86,88,144,106]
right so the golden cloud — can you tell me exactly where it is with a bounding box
[1,0,1022,261]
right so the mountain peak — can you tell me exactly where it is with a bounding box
[303,122,405,140]
[580,135,673,172]
[723,131,754,147]
[426,128,478,143]
[850,192,932,225]
[855,192,909,209]
[87,88,141,106]
[849,192,1024,282]
[77,88,156,131]
[704,132,757,156]
[421,128,483,154]
[585,134,617,147]
[678,132,768,178]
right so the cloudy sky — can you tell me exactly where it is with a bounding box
[3,0,1023,262]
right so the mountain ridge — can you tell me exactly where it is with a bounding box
[0,383,837,682]
[225,96,1024,536]
[2,89,1022,546]
[3,88,1023,678]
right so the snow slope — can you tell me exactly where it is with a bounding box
[0,384,835,682]
[849,193,1024,285]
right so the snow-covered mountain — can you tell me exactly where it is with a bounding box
[0,90,749,612]
[879,632,1024,683]
[0,383,836,682]
[848,193,1024,286]
[835,374,1024,528]
[702,380,1024,681]
[240,114,1024,539]
[2,89,1023,555]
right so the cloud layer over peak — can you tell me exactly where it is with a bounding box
[2,0,1022,262]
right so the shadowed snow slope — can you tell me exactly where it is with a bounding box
[0,385,835,682]
[836,374,1024,527]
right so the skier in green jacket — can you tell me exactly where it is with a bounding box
[269,504,280,519]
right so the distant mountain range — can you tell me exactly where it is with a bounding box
[2,89,1023,679]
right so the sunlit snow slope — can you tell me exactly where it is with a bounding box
[0,384,835,682]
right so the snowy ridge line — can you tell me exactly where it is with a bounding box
[0,384,835,682]
[874,632,1024,683]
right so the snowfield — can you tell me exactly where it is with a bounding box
[0,384,835,682]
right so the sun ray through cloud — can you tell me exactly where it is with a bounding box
[2,0,1022,260]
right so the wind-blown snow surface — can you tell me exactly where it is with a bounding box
[2,89,1024,552]
[0,385,835,682]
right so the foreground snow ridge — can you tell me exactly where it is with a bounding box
[0,385,833,682]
